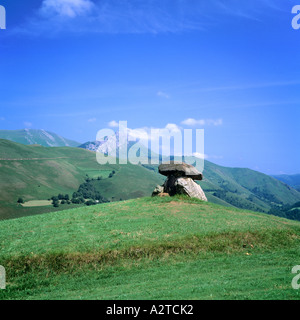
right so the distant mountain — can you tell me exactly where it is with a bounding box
[79,135,300,214]
[79,141,101,152]
[0,129,80,147]
[273,174,300,192]
[200,161,300,213]
[78,131,136,155]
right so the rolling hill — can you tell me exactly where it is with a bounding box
[201,161,300,213]
[0,129,80,147]
[4,129,298,216]
[0,139,164,220]
[79,137,300,213]
[0,196,300,300]
[273,174,300,192]
[140,160,300,213]
[1,138,300,220]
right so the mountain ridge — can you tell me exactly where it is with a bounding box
[0,129,80,147]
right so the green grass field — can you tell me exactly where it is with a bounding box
[21,200,52,207]
[0,196,299,300]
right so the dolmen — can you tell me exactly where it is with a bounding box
[152,161,207,201]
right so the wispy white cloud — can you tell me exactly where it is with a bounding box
[11,0,288,36]
[195,80,300,93]
[40,0,95,18]
[11,0,204,36]
[130,123,182,142]
[157,91,170,99]
[108,120,119,128]
[170,80,300,97]
[88,117,97,123]
[213,0,289,20]
[182,118,223,126]
[24,121,33,128]
[193,152,208,160]
[164,123,181,133]
[193,152,223,161]
[107,121,182,142]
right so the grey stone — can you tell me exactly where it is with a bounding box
[175,177,207,201]
[152,161,207,201]
[159,161,203,180]
[152,185,164,196]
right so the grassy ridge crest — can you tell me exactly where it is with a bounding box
[1,196,300,300]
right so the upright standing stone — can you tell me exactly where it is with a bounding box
[175,177,207,201]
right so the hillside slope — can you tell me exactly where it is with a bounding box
[1,139,300,220]
[0,197,300,300]
[141,160,300,213]
[0,139,164,220]
[273,174,300,192]
[0,129,80,147]
[78,138,300,212]
[201,161,300,212]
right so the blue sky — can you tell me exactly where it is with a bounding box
[0,0,299,174]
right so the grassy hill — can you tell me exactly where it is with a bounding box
[0,129,80,147]
[0,196,299,300]
[273,174,300,192]
[0,139,164,220]
[78,138,300,213]
[142,160,300,213]
[201,161,300,212]
[1,138,300,220]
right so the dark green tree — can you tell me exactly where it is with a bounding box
[17,197,24,204]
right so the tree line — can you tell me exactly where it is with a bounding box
[50,175,109,208]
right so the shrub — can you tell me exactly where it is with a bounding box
[85,200,96,206]
[17,198,24,204]
[71,198,80,204]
